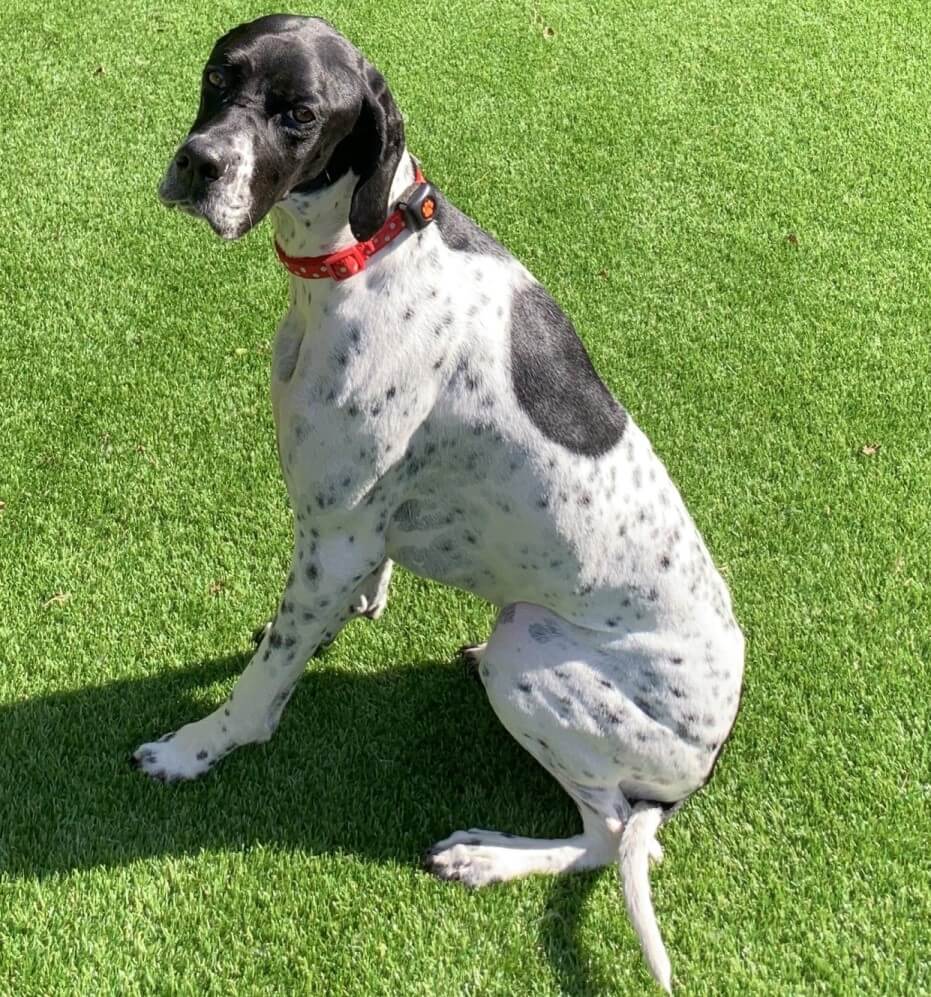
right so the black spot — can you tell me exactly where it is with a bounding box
[433,192,510,259]
[634,697,659,721]
[196,750,208,760]
[509,284,626,456]
[660,556,671,570]
[386,385,397,399]
[517,680,532,693]
[403,307,414,321]
[529,620,560,643]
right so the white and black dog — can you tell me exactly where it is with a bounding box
[135,14,744,991]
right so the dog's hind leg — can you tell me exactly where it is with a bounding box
[425,601,676,991]
[423,802,620,885]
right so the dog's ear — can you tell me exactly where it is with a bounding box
[348,66,405,240]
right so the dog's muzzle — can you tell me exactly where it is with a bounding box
[159,137,229,206]
[159,133,256,239]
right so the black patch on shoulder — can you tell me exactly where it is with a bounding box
[509,283,627,456]
[433,192,509,259]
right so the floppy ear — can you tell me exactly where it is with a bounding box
[348,66,405,240]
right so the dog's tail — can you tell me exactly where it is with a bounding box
[618,802,672,993]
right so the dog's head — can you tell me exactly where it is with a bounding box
[158,15,404,241]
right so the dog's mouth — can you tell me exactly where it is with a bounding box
[159,192,201,217]
[158,176,254,241]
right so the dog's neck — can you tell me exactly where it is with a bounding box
[270,151,417,259]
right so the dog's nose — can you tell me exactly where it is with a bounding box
[174,142,224,184]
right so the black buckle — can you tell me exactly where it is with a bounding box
[400,183,437,231]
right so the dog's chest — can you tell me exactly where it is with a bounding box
[269,231,523,505]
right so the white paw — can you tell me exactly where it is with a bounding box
[353,560,393,619]
[457,642,487,665]
[352,592,384,619]
[422,829,516,887]
[131,723,234,782]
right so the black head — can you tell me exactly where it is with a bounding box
[158,15,404,240]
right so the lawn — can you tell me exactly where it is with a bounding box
[1,0,929,993]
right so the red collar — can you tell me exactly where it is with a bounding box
[274,166,435,281]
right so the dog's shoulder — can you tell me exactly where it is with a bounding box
[508,281,628,458]
[425,187,628,460]
[431,191,511,262]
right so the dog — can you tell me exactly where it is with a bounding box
[134,14,745,991]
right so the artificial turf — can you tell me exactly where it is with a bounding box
[1,0,929,993]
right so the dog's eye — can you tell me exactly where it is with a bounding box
[206,69,225,89]
[290,105,315,125]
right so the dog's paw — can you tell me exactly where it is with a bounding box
[352,559,393,620]
[457,642,486,665]
[130,724,232,782]
[457,642,487,683]
[352,592,386,620]
[422,829,516,887]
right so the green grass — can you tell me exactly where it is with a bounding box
[1,0,929,993]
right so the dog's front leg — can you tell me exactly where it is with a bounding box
[132,524,386,782]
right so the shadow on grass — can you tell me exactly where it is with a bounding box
[541,872,617,996]
[0,648,619,987]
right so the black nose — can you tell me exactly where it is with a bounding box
[175,142,224,184]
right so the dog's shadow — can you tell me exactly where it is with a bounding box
[0,648,615,992]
